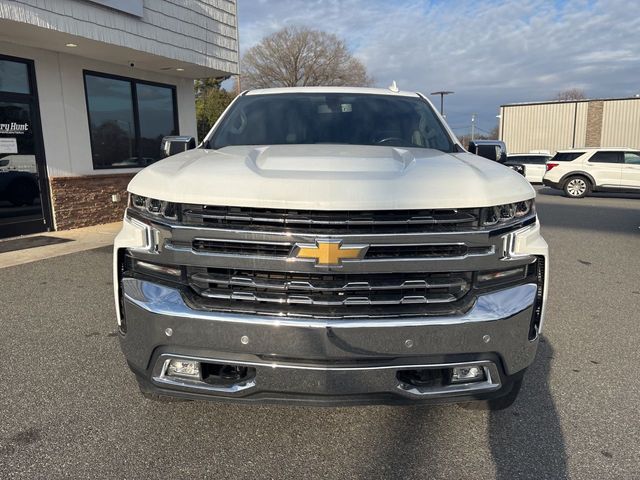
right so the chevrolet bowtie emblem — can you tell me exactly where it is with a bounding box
[293,240,368,266]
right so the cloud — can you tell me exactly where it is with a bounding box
[236,0,640,135]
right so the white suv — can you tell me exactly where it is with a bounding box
[507,153,552,183]
[543,148,640,198]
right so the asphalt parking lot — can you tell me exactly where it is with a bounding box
[1,186,639,479]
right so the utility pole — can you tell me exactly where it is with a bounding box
[471,113,477,141]
[430,91,454,117]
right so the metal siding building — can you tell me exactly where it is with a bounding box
[0,0,238,238]
[499,97,640,155]
[601,100,640,149]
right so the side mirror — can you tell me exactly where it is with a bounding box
[468,141,508,164]
[473,144,499,162]
[161,136,196,158]
[497,148,508,164]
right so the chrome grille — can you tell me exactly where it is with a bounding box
[190,238,491,260]
[192,239,292,257]
[181,205,480,234]
[187,267,472,318]
[124,205,522,319]
[365,244,486,259]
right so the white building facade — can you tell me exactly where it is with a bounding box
[0,0,238,238]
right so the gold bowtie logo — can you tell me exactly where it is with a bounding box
[293,240,367,266]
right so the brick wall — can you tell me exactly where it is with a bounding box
[49,174,135,230]
[585,100,604,147]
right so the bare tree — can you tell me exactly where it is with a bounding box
[553,88,587,101]
[241,26,373,89]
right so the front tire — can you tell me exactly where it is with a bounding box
[563,176,591,198]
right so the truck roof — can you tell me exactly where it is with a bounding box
[556,147,637,152]
[244,86,420,98]
[509,153,551,157]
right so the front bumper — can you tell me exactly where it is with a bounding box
[120,278,539,405]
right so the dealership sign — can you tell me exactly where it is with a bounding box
[0,122,29,135]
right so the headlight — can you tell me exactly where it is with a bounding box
[514,200,533,217]
[129,194,178,220]
[131,193,146,209]
[480,199,535,227]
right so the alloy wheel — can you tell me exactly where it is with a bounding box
[566,178,587,197]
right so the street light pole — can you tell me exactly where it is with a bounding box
[430,90,454,117]
[471,113,477,141]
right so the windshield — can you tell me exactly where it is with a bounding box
[208,93,455,152]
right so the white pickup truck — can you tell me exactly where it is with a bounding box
[114,86,548,409]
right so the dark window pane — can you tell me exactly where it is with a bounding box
[0,102,34,154]
[624,152,640,165]
[528,156,551,164]
[136,83,177,165]
[550,152,584,162]
[85,75,137,168]
[589,151,622,164]
[0,60,30,94]
[0,101,42,220]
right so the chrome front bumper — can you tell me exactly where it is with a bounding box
[120,278,539,405]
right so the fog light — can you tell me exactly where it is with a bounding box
[451,366,485,383]
[167,359,201,379]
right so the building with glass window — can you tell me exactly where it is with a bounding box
[0,0,238,239]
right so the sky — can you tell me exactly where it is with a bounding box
[235,0,640,137]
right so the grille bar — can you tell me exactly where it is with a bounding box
[366,244,468,258]
[190,271,468,292]
[192,239,292,257]
[187,267,472,317]
[198,288,457,306]
[182,205,480,233]
[190,239,489,260]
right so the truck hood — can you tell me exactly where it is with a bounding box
[128,145,535,209]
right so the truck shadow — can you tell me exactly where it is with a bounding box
[144,336,566,479]
[487,338,567,479]
[363,337,566,479]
